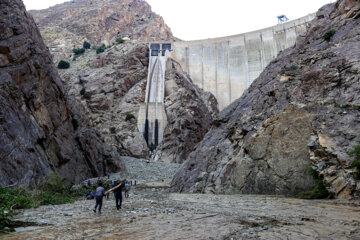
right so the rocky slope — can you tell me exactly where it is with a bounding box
[153,59,218,163]
[58,44,218,162]
[29,0,174,62]
[0,0,124,188]
[171,0,360,199]
[59,41,150,158]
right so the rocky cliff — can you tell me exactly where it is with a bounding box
[171,0,360,199]
[29,0,174,62]
[58,42,150,158]
[57,43,218,162]
[153,59,218,163]
[0,0,124,188]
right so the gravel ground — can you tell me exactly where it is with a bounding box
[1,157,360,240]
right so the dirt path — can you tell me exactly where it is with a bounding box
[1,157,359,239]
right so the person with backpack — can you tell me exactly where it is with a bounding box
[93,182,105,214]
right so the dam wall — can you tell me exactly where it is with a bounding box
[170,14,315,110]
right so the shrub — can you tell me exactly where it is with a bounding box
[350,138,360,180]
[73,48,85,55]
[296,167,329,199]
[96,44,105,54]
[125,113,135,121]
[57,60,70,69]
[83,41,91,49]
[149,143,156,151]
[80,88,85,95]
[323,29,336,42]
[116,37,124,44]
[109,127,116,134]
[71,117,79,130]
[100,89,106,95]
[0,172,90,232]
[0,207,13,232]
[83,92,91,100]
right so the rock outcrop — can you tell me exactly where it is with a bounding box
[171,0,360,199]
[0,0,124,188]
[29,0,174,62]
[153,59,218,163]
[59,42,149,159]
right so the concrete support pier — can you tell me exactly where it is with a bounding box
[137,43,171,148]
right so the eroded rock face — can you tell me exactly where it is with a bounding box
[59,42,149,159]
[58,48,218,162]
[0,0,124,188]
[153,59,218,163]
[29,0,174,62]
[171,0,360,199]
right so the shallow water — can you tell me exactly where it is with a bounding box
[1,187,359,240]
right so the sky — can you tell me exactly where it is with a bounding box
[23,0,334,40]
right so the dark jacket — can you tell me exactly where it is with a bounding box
[113,183,123,198]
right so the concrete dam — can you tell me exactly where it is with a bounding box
[138,14,315,145]
[170,14,315,110]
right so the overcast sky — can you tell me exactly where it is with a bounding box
[23,0,334,40]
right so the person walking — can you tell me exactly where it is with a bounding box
[113,180,124,210]
[124,181,130,198]
[93,182,105,214]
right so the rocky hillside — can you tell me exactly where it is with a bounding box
[58,43,218,163]
[59,41,150,158]
[153,59,218,163]
[0,0,124,188]
[172,0,360,199]
[29,0,174,62]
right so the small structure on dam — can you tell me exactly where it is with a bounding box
[137,43,172,148]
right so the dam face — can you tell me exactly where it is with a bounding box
[170,14,315,110]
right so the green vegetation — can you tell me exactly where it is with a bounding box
[296,167,329,199]
[96,44,106,54]
[71,117,79,130]
[57,60,70,69]
[116,37,125,44]
[0,172,94,233]
[149,143,156,152]
[109,127,116,134]
[125,113,135,121]
[83,41,91,49]
[80,88,85,96]
[83,92,91,100]
[350,138,360,180]
[73,48,85,55]
[323,29,336,42]
[100,89,106,95]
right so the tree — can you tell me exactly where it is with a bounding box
[83,41,91,49]
[73,48,85,55]
[57,60,70,69]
